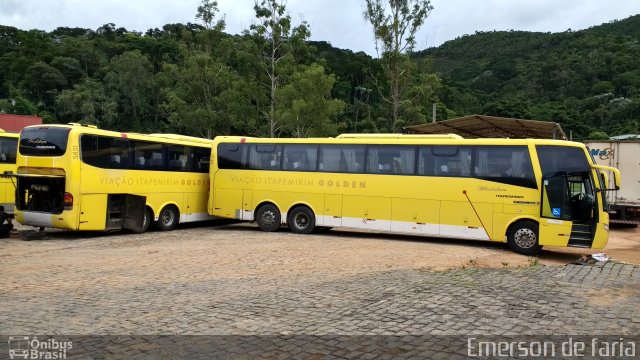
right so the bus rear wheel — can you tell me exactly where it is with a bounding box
[155,205,179,231]
[508,220,542,255]
[288,206,316,234]
[256,204,281,232]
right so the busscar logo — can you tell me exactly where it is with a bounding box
[8,336,72,359]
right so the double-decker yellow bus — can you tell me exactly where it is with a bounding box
[208,134,620,255]
[13,123,214,233]
[0,129,19,214]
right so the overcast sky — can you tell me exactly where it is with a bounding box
[1,0,640,56]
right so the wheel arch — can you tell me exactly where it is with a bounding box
[145,204,155,219]
[504,217,539,242]
[254,200,281,222]
[154,202,181,222]
[285,202,317,225]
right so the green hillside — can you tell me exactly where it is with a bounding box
[0,14,638,139]
[417,15,640,139]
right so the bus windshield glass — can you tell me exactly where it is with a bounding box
[536,145,590,175]
[20,127,71,156]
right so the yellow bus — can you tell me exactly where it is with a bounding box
[0,129,19,214]
[13,123,214,233]
[208,134,621,255]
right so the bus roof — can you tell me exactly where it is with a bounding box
[148,133,214,145]
[21,123,213,147]
[212,135,585,148]
[0,129,20,138]
[336,133,463,139]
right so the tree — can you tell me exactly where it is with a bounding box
[250,0,311,137]
[163,53,255,138]
[196,0,225,31]
[104,50,154,130]
[364,0,433,129]
[55,78,118,127]
[277,64,345,137]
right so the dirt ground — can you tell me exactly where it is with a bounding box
[3,222,638,278]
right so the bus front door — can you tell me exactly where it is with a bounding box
[540,172,597,248]
[539,172,573,247]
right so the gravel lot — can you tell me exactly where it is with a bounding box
[1,222,638,357]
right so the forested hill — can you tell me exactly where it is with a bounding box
[0,14,638,140]
[415,15,640,139]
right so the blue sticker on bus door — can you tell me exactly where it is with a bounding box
[552,208,561,217]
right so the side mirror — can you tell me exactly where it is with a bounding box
[599,170,609,191]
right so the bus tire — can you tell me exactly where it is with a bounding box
[288,206,316,234]
[131,207,152,234]
[508,220,542,255]
[156,205,179,231]
[256,204,281,232]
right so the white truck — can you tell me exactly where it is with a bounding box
[584,140,640,225]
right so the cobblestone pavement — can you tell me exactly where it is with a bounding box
[1,226,639,358]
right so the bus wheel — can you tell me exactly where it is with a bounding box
[288,206,316,234]
[256,204,281,232]
[131,207,152,234]
[156,205,179,231]
[508,221,542,255]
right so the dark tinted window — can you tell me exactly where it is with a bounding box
[167,145,190,171]
[418,146,472,177]
[193,147,210,173]
[537,146,590,175]
[248,144,282,170]
[319,145,365,173]
[475,146,536,188]
[218,143,243,169]
[80,134,209,172]
[20,127,70,156]
[0,137,18,164]
[81,135,130,169]
[367,146,415,175]
[283,144,317,171]
[133,141,164,170]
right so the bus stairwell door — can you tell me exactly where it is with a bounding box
[123,195,146,232]
[539,172,573,246]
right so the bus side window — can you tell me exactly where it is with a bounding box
[135,152,145,168]
[168,145,188,171]
[0,138,16,163]
[193,147,211,173]
[218,143,242,170]
[417,147,434,175]
[249,144,281,170]
[367,146,415,175]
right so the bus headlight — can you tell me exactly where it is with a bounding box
[603,224,609,231]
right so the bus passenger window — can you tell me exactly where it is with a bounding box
[109,155,121,168]
[283,145,317,171]
[135,152,146,168]
[367,146,414,175]
[319,145,364,173]
[248,144,281,170]
[193,147,211,173]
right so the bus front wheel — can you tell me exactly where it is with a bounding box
[256,204,281,232]
[508,221,542,255]
[156,205,179,231]
[288,206,316,234]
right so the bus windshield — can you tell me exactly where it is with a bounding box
[19,127,71,156]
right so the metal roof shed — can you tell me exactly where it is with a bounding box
[0,114,43,133]
[403,114,567,140]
